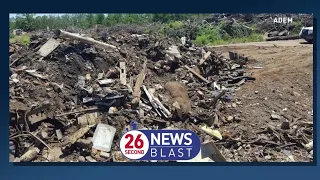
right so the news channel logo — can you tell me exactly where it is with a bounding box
[120,121,201,160]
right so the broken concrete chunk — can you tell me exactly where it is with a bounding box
[42,147,63,161]
[78,156,86,162]
[19,147,40,162]
[181,37,186,45]
[85,156,97,162]
[226,116,234,122]
[97,73,104,80]
[166,45,182,59]
[77,112,98,127]
[100,151,110,159]
[85,74,91,81]
[37,38,60,57]
[271,114,281,120]
[92,124,116,152]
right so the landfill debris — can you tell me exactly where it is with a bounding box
[92,124,116,152]
[280,121,290,130]
[19,147,40,162]
[100,151,110,159]
[271,114,281,120]
[77,112,98,127]
[178,141,226,162]
[85,156,97,162]
[37,38,61,57]
[61,126,91,147]
[78,156,86,162]
[283,150,295,162]
[9,24,312,162]
[119,60,126,85]
[25,69,48,80]
[304,141,313,151]
[97,79,114,85]
[201,125,223,140]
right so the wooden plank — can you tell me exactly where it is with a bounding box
[58,30,117,49]
[185,65,210,83]
[119,60,126,85]
[199,51,212,65]
[131,59,147,105]
[37,38,60,57]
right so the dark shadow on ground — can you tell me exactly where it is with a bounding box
[300,41,313,44]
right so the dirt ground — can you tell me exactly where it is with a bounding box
[210,40,313,162]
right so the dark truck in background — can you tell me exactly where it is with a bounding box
[299,26,313,43]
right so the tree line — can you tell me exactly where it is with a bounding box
[9,14,210,31]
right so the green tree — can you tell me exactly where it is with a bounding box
[86,14,94,28]
[95,14,105,24]
[14,14,36,31]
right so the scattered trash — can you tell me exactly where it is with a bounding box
[19,146,40,162]
[201,125,223,140]
[178,141,226,162]
[271,114,281,120]
[92,124,116,152]
[283,150,295,162]
[280,121,290,130]
[61,126,91,147]
[97,79,114,85]
[77,112,98,127]
[25,69,48,80]
[9,23,311,162]
[85,156,97,162]
[304,141,313,151]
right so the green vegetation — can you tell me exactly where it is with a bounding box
[193,21,264,46]
[291,21,303,34]
[9,14,266,46]
[9,34,30,45]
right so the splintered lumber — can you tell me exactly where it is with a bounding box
[61,126,91,147]
[199,51,212,65]
[55,107,99,117]
[57,30,117,49]
[185,65,210,83]
[132,59,147,105]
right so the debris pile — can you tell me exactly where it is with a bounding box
[9,28,311,162]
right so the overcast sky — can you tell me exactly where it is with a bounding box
[9,13,65,18]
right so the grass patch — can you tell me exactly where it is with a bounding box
[193,23,264,46]
[10,34,30,45]
[167,21,184,29]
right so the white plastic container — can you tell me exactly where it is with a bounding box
[92,124,116,152]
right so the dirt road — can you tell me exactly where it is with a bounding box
[210,40,313,162]
[210,39,313,47]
